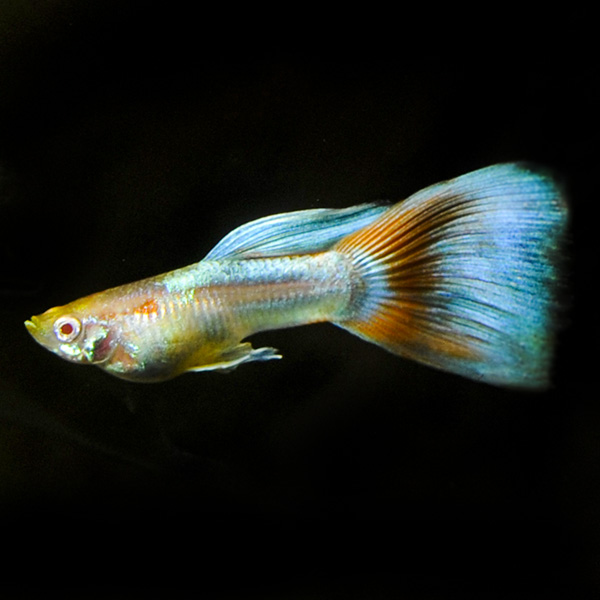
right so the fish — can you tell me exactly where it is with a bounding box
[25,163,568,388]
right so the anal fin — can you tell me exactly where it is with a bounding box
[185,343,282,374]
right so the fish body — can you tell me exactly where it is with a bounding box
[29,253,354,382]
[25,164,568,387]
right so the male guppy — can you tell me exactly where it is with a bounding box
[25,164,568,387]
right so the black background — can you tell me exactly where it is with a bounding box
[0,4,594,598]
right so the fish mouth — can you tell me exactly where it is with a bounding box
[24,316,43,342]
[24,317,38,332]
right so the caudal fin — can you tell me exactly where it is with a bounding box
[334,163,568,388]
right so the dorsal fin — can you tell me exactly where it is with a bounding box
[204,203,389,260]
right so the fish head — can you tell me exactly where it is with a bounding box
[25,301,117,367]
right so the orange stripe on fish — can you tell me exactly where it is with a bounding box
[133,298,160,317]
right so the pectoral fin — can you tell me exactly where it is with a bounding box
[185,343,282,373]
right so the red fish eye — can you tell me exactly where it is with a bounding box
[53,316,82,342]
[60,322,74,336]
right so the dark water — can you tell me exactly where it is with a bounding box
[0,6,593,598]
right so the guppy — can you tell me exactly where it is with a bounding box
[25,164,567,387]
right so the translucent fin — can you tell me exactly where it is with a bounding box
[185,343,281,373]
[334,163,568,389]
[205,203,389,260]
